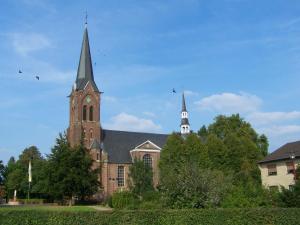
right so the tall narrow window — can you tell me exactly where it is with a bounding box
[143,154,152,168]
[117,166,125,187]
[83,105,87,121]
[267,164,277,176]
[89,106,93,121]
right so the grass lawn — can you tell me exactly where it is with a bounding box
[0,205,97,212]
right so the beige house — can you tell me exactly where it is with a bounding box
[258,141,299,190]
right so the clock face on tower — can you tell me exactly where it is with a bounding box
[86,95,91,103]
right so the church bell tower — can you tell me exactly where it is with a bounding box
[67,24,101,149]
[180,93,190,135]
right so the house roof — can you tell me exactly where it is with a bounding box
[259,140,300,164]
[101,129,168,164]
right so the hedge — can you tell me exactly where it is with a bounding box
[0,208,300,225]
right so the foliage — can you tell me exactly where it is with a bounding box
[128,158,154,197]
[111,191,137,209]
[4,147,46,199]
[159,133,231,208]
[278,167,300,207]
[45,133,99,204]
[0,160,4,185]
[204,114,268,181]
[1,208,300,225]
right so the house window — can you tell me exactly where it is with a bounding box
[267,164,277,176]
[286,162,295,174]
[143,154,152,168]
[89,106,93,121]
[96,153,100,161]
[117,166,125,187]
[83,105,87,121]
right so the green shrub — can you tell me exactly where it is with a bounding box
[17,198,45,204]
[1,208,300,225]
[111,191,137,209]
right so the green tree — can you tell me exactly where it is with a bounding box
[4,148,46,199]
[128,158,154,197]
[45,133,99,205]
[206,114,267,185]
[0,160,4,185]
[159,133,230,208]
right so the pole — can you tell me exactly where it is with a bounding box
[27,182,31,200]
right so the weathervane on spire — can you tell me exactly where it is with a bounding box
[85,10,88,27]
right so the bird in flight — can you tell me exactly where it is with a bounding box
[172,88,176,93]
[35,76,40,80]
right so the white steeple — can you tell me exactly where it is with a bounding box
[180,92,190,135]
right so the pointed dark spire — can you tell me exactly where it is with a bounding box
[75,26,99,92]
[182,92,187,112]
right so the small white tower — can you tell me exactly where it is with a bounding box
[180,92,190,135]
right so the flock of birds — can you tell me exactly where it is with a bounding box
[18,69,40,80]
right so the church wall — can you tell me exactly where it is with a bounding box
[130,151,161,188]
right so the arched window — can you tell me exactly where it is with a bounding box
[143,154,152,168]
[83,105,87,121]
[89,106,93,121]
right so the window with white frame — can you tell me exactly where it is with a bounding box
[117,166,125,187]
[143,154,152,168]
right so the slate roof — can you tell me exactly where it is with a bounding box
[259,140,300,164]
[182,93,187,112]
[101,129,169,164]
[181,118,190,126]
[75,26,99,92]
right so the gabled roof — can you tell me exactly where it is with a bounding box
[259,140,300,164]
[75,26,99,92]
[102,129,168,163]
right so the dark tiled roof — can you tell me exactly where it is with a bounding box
[259,140,300,164]
[102,129,168,164]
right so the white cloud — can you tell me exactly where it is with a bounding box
[258,125,300,137]
[195,92,262,114]
[11,32,51,56]
[104,112,161,132]
[143,111,156,117]
[247,111,300,125]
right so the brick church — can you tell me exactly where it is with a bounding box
[67,25,191,198]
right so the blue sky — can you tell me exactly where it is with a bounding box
[1,0,300,163]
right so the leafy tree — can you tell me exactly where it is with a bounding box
[0,160,4,185]
[45,133,99,205]
[205,114,267,185]
[128,158,154,197]
[4,148,46,199]
[159,133,230,208]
